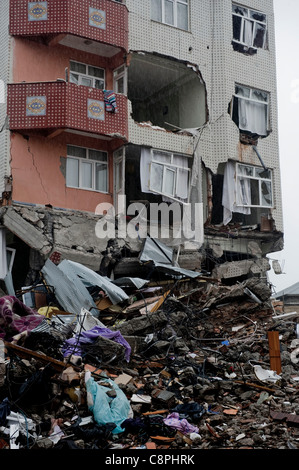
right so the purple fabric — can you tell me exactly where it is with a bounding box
[163,412,199,435]
[63,325,131,362]
[0,296,44,339]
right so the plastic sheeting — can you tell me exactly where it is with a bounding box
[139,237,200,279]
[58,260,129,305]
[41,259,129,315]
[85,371,131,434]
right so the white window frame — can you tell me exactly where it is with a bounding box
[236,163,273,209]
[151,0,189,31]
[232,3,267,50]
[149,150,190,203]
[113,64,127,95]
[66,145,109,193]
[233,84,270,136]
[69,61,105,90]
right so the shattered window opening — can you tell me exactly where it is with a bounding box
[232,3,267,51]
[149,150,190,202]
[232,84,269,137]
[66,145,108,193]
[236,163,273,208]
[151,0,189,31]
[69,61,105,90]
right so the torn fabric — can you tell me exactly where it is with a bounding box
[222,160,251,225]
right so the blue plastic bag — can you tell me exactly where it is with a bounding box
[85,373,130,434]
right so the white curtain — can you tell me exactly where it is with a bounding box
[243,19,253,46]
[140,148,189,202]
[222,161,251,225]
[238,98,267,136]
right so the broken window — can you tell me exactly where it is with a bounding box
[69,61,105,90]
[232,4,267,52]
[231,84,269,137]
[66,145,108,193]
[151,0,189,31]
[113,64,127,95]
[236,163,273,208]
[222,160,273,225]
[140,147,190,203]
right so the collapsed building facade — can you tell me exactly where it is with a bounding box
[0,0,284,293]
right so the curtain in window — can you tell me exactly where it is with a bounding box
[222,161,251,225]
[243,19,254,46]
[238,97,267,136]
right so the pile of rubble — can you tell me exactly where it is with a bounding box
[0,254,298,451]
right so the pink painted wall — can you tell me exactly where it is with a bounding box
[10,131,115,213]
[12,38,120,88]
[10,38,126,212]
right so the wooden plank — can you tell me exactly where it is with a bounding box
[267,330,282,374]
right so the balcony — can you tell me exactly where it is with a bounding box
[9,0,128,57]
[7,81,128,140]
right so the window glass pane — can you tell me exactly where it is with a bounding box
[165,0,174,25]
[255,168,271,179]
[96,163,108,192]
[81,77,92,87]
[232,15,242,41]
[115,161,122,192]
[238,165,253,177]
[261,180,272,206]
[153,151,171,164]
[252,89,268,102]
[114,65,125,77]
[69,73,79,85]
[95,79,104,90]
[250,179,260,206]
[151,0,162,22]
[177,3,188,30]
[67,146,86,159]
[250,10,266,22]
[150,163,163,193]
[232,5,247,16]
[253,23,266,48]
[242,19,254,46]
[89,150,107,162]
[164,168,175,195]
[81,161,92,188]
[235,85,250,98]
[116,77,124,94]
[66,158,79,187]
[88,66,104,79]
[70,62,86,74]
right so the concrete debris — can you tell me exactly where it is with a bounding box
[0,257,298,451]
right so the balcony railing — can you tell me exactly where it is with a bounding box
[9,0,128,54]
[7,81,128,140]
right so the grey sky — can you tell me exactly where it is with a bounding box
[268,0,299,293]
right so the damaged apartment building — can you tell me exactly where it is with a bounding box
[0,0,283,295]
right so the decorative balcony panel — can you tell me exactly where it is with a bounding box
[7,82,128,140]
[9,0,128,54]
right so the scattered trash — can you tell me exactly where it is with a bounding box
[0,251,298,450]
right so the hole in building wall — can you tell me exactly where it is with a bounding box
[128,52,207,131]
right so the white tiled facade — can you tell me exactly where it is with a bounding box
[126,0,283,232]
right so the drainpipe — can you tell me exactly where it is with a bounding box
[253,146,268,171]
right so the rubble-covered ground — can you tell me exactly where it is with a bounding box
[0,274,298,451]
